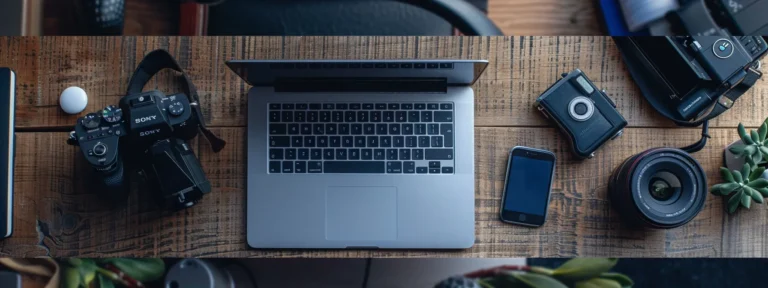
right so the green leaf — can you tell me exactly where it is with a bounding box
[552,258,617,282]
[760,146,768,157]
[712,183,741,196]
[511,273,568,288]
[733,170,744,184]
[757,187,768,197]
[720,167,735,183]
[575,278,622,288]
[742,163,752,181]
[747,178,768,189]
[599,273,634,288]
[752,152,763,165]
[730,144,747,155]
[98,274,116,288]
[745,186,765,203]
[749,167,766,181]
[744,145,757,156]
[739,124,754,144]
[102,258,166,282]
[751,130,761,144]
[760,123,768,142]
[63,267,82,288]
[728,190,743,214]
[741,193,752,209]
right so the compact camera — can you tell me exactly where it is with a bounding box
[616,36,767,123]
[535,70,628,159]
[68,91,212,210]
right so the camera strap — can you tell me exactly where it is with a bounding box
[126,49,226,153]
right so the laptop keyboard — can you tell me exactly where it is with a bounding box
[268,102,455,174]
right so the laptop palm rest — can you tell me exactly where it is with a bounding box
[326,186,397,242]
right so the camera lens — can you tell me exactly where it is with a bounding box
[608,148,706,229]
[568,96,594,121]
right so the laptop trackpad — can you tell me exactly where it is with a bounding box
[326,186,397,241]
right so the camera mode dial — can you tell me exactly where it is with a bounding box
[168,102,185,116]
[102,105,123,123]
[81,113,102,129]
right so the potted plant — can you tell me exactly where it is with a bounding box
[710,163,768,214]
[724,119,768,174]
[434,258,632,288]
[62,258,166,288]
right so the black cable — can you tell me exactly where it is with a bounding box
[680,120,710,154]
[361,258,372,288]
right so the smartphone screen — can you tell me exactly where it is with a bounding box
[0,68,14,239]
[500,147,556,227]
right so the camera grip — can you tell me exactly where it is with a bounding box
[94,158,130,203]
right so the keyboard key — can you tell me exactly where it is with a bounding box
[355,136,366,147]
[342,136,354,147]
[296,103,308,110]
[325,124,337,135]
[295,111,306,122]
[295,161,307,173]
[380,136,392,147]
[308,161,323,173]
[376,124,388,135]
[363,103,374,110]
[440,103,453,110]
[298,149,309,160]
[317,136,328,147]
[288,124,300,135]
[427,103,439,110]
[426,149,453,160]
[311,149,322,160]
[421,111,432,122]
[434,111,453,122]
[270,103,281,110]
[402,103,413,110]
[427,63,439,69]
[292,136,303,147]
[282,161,294,173]
[404,161,416,173]
[282,104,294,110]
[374,149,386,160]
[336,103,348,110]
[304,137,315,147]
[442,167,454,174]
[441,124,453,147]
[320,111,331,122]
[325,161,385,173]
[270,111,281,122]
[330,136,341,147]
[429,161,441,168]
[384,111,395,122]
[323,103,335,110]
[387,149,398,160]
[269,124,286,134]
[429,168,440,174]
[339,124,350,135]
[336,149,348,160]
[364,124,375,135]
[431,136,443,147]
[361,149,373,160]
[324,149,335,160]
[408,111,419,122]
[282,111,294,122]
[313,124,324,135]
[415,124,426,135]
[415,103,426,110]
[345,111,356,122]
[350,103,361,110]
[406,136,417,147]
[333,111,344,122]
[307,111,318,122]
[285,149,297,159]
[418,136,430,147]
[417,167,428,174]
[375,103,387,110]
[427,124,439,135]
[367,136,379,147]
[357,111,369,122]
[270,136,290,147]
[393,136,404,147]
[267,149,284,162]
[309,103,322,110]
[301,124,312,135]
[387,161,402,173]
[396,111,407,122]
[402,124,413,135]
[351,124,363,135]
[388,103,400,110]
[413,149,424,160]
[269,161,281,173]
[399,149,411,160]
[349,149,360,160]
[389,124,401,135]
[371,111,382,122]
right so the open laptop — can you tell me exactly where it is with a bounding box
[227,60,488,249]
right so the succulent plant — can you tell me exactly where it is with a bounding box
[710,163,768,214]
[435,276,484,288]
[728,120,768,166]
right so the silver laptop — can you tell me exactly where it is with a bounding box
[227,60,488,249]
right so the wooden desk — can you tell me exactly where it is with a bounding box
[1,36,766,258]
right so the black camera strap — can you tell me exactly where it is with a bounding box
[126,49,226,152]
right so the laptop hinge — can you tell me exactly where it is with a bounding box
[274,78,448,93]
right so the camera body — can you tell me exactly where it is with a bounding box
[625,36,767,121]
[535,70,627,159]
[69,91,212,210]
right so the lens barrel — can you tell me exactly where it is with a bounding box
[609,148,706,229]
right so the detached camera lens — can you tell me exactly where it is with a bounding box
[608,148,706,229]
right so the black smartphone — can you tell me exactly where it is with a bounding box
[0,271,21,288]
[499,146,556,227]
[0,68,15,239]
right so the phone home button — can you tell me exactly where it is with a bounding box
[518,214,526,221]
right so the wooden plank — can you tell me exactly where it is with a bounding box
[4,36,767,130]
[3,126,763,258]
[488,0,601,35]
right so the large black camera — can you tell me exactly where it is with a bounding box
[616,36,767,125]
[67,50,225,211]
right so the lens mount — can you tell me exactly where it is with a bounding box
[609,148,706,229]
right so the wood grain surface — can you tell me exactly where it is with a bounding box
[1,36,767,258]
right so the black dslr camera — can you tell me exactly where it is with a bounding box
[615,36,767,125]
[535,70,628,159]
[67,50,225,211]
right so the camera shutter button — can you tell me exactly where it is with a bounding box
[93,142,108,156]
